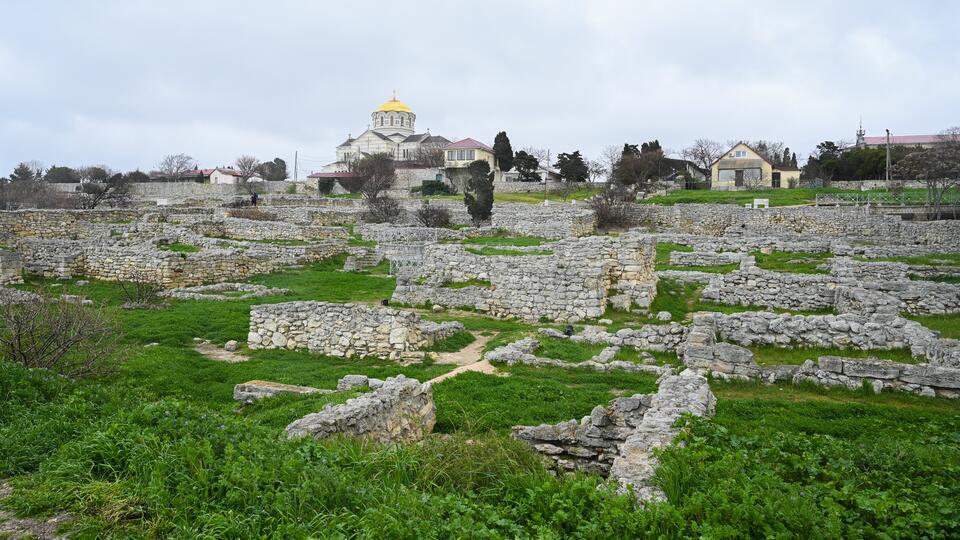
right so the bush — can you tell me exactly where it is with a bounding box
[590,185,634,229]
[316,178,336,195]
[420,180,452,196]
[0,296,121,378]
[0,180,75,210]
[415,202,452,228]
[363,195,402,223]
[117,272,165,309]
[227,207,277,221]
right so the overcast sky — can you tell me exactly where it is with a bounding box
[1,0,958,176]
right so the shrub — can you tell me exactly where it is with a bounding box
[285,183,297,194]
[363,195,402,223]
[415,202,452,228]
[420,180,452,196]
[117,272,164,309]
[0,296,121,378]
[227,207,277,221]
[590,185,634,229]
[316,178,336,195]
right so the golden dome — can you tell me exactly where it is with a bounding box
[376,97,412,113]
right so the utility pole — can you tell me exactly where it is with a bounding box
[885,129,891,185]
[294,151,298,181]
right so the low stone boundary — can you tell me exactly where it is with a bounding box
[233,380,331,404]
[160,282,289,301]
[567,323,689,352]
[514,369,716,503]
[285,375,435,444]
[0,250,23,285]
[486,337,669,376]
[248,301,463,360]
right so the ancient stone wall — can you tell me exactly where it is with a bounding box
[0,250,23,285]
[392,233,656,322]
[514,369,716,502]
[248,301,463,360]
[285,375,435,443]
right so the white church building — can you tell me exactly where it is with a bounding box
[322,95,450,172]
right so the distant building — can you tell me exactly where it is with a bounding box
[710,142,799,190]
[173,168,263,184]
[323,95,450,172]
[855,124,946,149]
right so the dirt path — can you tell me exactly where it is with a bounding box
[0,482,71,539]
[428,333,504,385]
[194,341,249,363]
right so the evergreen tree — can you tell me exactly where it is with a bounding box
[782,148,791,167]
[463,160,494,226]
[493,132,514,172]
[554,151,589,182]
[790,153,798,169]
[44,166,80,183]
[513,151,541,182]
[8,163,36,182]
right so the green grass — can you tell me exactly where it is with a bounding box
[433,365,659,433]
[906,313,960,339]
[462,232,550,247]
[747,345,918,366]
[441,279,492,289]
[860,253,960,266]
[238,389,362,429]
[465,246,553,256]
[655,242,737,273]
[910,274,960,284]
[753,250,832,274]
[158,242,201,253]
[424,330,476,353]
[612,347,680,366]
[639,187,928,207]
[533,336,608,363]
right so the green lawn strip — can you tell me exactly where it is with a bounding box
[612,347,680,366]
[909,274,960,284]
[858,253,960,266]
[746,345,918,367]
[158,242,200,253]
[237,389,362,429]
[752,250,832,274]
[424,330,476,353]
[432,365,659,433]
[905,313,960,339]
[441,279,492,289]
[534,337,608,363]
[639,187,929,207]
[465,246,554,256]
[462,233,551,247]
[659,263,739,273]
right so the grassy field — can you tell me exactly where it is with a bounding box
[461,232,551,246]
[158,242,201,253]
[639,187,929,207]
[753,250,833,274]
[3,251,960,538]
[747,345,919,366]
[906,313,960,339]
[654,241,738,273]
[534,336,608,362]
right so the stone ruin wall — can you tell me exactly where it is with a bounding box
[699,259,960,316]
[285,375,435,444]
[248,301,463,360]
[680,315,960,398]
[391,233,656,322]
[514,369,716,502]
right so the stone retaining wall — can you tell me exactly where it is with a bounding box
[248,301,463,360]
[285,375,435,443]
[392,233,656,322]
[0,250,23,285]
[514,369,716,502]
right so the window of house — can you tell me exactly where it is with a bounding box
[447,150,456,160]
[718,169,736,182]
[734,150,747,158]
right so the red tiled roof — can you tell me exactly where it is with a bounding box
[445,138,493,152]
[862,134,941,145]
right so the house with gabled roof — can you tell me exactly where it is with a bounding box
[710,142,799,190]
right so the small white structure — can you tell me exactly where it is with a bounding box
[753,198,770,209]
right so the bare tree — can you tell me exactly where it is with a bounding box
[892,132,960,220]
[0,295,122,378]
[350,153,397,200]
[521,146,550,170]
[235,155,261,182]
[586,159,607,183]
[157,154,195,181]
[681,138,724,170]
[413,145,446,168]
[599,146,622,182]
[80,172,132,208]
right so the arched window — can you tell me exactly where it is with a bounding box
[390,116,394,126]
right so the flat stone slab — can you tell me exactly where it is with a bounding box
[233,380,330,404]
